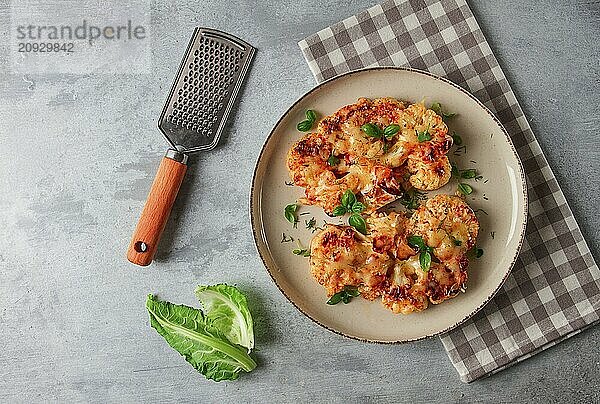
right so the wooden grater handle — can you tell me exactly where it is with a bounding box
[127,151,188,266]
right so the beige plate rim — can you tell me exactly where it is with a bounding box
[250,66,528,343]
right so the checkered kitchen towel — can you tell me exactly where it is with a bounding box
[299,0,600,382]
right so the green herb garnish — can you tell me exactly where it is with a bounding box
[281,233,294,243]
[453,145,467,156]
[430,102,443,115]
[341,189,357,208]
[419,250,432,271]
[451,132,462,146]
[331,190,367,234]
[430,102,457,122]
[292,239,311,257]
[297,120,312,132]
[292,248,311,257]
[361,123,400,140]
[407,235,434,272]
[407,235,426,250]
[333,189,364,215]
[332,205,347,217]
[327,153,340,166]
[327,286,360,305]
[416,126,431,142]
[460,168,478,179]
[469,247,484,258]
[351,201,366,213]
[452,237,462,246]
[400,189,427,210]
[297,109,318,132]
[305,217,324,233]
[383,124,400,140]
[458,183,473,195]
[348,213,367,235]
[284,203,299,226]
[361,123,383,138]
[451,161,460,178]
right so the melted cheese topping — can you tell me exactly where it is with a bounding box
[309,195,479,314]
[287,98,453,215]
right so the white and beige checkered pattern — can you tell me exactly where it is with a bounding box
[299,0,600,383]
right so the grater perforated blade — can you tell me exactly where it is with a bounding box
[127,28,255,267]
[159,28,255,152]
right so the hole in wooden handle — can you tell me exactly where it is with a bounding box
[134,241,148,253]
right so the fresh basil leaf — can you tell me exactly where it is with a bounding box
[292,248,311,257]
[460,169,477,179]
[383,124,400,140]
[443,112,456,120]
[284,203,298,224]
[417,129,431,142]
[305,109,317,122]
[341,189,356,208]
[451,132,462,146]
[327,154,340,166]
[400,190,427,211]
[430,102,456,122]
[420,251,431,272]
[146,294,256,382]
[284,211,296,224]
[195,284,254,351]
[452,237,462,246]
[351,202,366,213]
[407,235,425,250]
[327,287,360,305]
[458,183,473,195]
[467,246,484,259]
[430,102,442,115]
[332,206,347,216]
[326,292,343,305]
[297,119,313,132]
[348,213,367,235]
[361,123,382,138]
[451,161,460,178]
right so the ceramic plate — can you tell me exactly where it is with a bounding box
[251,67,527,342]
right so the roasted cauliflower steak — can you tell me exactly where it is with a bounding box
[309,195,479,314]
[286,98,453,215]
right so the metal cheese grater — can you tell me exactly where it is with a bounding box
[127,28,255,266]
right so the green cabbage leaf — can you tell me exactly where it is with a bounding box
[195,284,254,351]
[146,290,256,382]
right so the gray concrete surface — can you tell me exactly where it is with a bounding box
[1,0,599,402]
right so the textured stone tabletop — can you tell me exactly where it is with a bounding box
[0,0,598,402]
